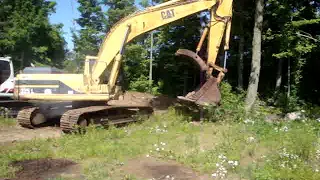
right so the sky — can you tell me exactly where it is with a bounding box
[49,0,80,50]
[49,0,143,51]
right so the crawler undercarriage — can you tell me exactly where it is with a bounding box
[16,93,154,133]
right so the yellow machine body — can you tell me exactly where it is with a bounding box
[14,0,233,106]
[13,0,234,132]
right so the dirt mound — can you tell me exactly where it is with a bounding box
[109,91,177,110]
[121,157,211,180]
[151,95,177,110]
[5,158,83,180]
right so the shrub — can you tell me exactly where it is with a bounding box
[203,82,246,123]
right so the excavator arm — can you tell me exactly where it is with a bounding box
[88,0,233,95]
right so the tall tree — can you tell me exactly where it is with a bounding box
[72,0,106,68]
[231,0,254,90]
[102,0,154,92]
[0,0,66,70]
[103,0,136,30]
[263,0,320,108]
[245,0,264,112]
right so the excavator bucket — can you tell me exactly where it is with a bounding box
[177,76,221,106]
[175,49,221,106]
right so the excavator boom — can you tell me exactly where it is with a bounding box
[92,0,233,87]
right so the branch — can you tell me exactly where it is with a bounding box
[292,18,320,27]
[296,32,318,42]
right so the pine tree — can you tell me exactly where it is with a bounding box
[103,0,136,29]
[72,0,106,67]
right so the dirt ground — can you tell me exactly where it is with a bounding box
[1,156,212,180]
[109,91,177,110]
[0,92,207,180]
[0,91,177,144]
[0,125,62,145]
[1,158,83,180]
[119,156,211,180]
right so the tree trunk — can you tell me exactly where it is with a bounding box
[238,35,244,90]
[245,0,264,112]
[275,59,283,91]
[20,51,25,70]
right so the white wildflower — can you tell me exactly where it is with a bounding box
[316,149,320,159]
[218,154,227,160]
[212,154,238,179]
[234,161,238,166]
[247,136,255,143]
[146,154,150,157]
[281,126,289,132]
[156,148,160,151]
[211,173,217,177]
[244,119,255,125]
[316,169,319,172]
[317,118,320,123]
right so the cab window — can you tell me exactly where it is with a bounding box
[0,61,10,84]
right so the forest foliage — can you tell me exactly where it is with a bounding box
[0,0,66,69]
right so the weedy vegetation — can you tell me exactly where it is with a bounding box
[0,116,16,127]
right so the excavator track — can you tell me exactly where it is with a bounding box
[60,105,153,133]
[60,106,109,133]
[16,107,39,129]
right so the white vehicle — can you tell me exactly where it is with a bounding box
[0,57,14,98]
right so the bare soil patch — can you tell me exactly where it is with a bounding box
[120,156,211,180]
[2,158,84,180]
[0,125,62,144]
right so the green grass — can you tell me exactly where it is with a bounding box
[0,116,16,127]
[0,107,320,179]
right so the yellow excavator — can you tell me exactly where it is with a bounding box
[13,0,233,132]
